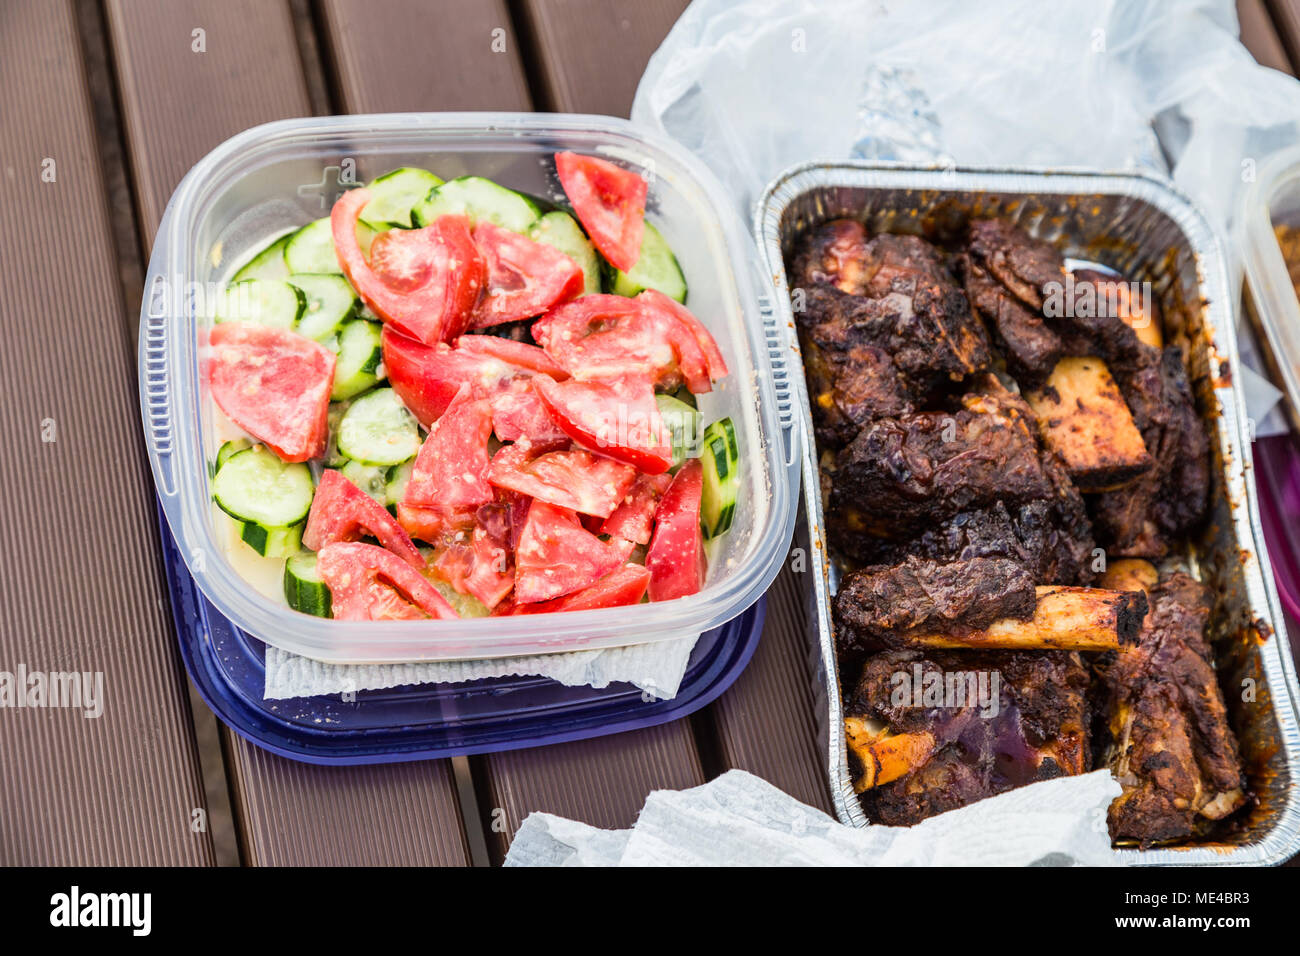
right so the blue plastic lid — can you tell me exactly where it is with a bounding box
[158,504,765,765]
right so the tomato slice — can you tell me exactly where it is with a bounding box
[637,289,729,381]
[470,221,584,328]
[514,500,625,603]
[533,373,672,474]
[530,294,710,393]
[402,384,495,510]
[645,458,707,602]
[454,334,569,379]
[208,324,335,462]
[599,472,673,545]
[316,541,458,621]
[431,503,515,609]
[486,441,637,518]
[554,152,647,272]
[396,502,477,546]
[303,469,423,567]
[486,377,568,444]
[513,564,650,614]
[332,188,485,345]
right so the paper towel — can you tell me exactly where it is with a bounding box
[263,636,697,701]
[504,769,1123,866]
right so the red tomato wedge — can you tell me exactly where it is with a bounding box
[599,472,673,545]
[402,385,495,510]
[637,289,729,380]
[530,294,711,393]
[455,334,569,379]
[533,373,672,474]
[486,377,567,444]
[555,152,647,272]
[396,502,477,546]
[303,469,423,568]
[316,542,458,621]
[208,324,335,462]
[486,441,637,518]
[513,500,625,604]
[514,564,650,614]
[432,503,515,609]
[332,188,485,345]
[646,458,707,602]
[470,222,584,328]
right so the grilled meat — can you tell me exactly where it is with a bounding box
[793,220,990,446]
[958,252,1063,384]
[846,648,1091,826]
[966,218,1068,312]
[1097,570,1246,846]
[1092,346,1210,556]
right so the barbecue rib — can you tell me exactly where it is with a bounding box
[793,220,990,446]
[844,648,1091,824]
[958,252,1063,384]
[1096,568,1247,846]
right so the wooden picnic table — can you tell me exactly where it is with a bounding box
[1,0,1296,867]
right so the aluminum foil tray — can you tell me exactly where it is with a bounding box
[755,161,1300,866]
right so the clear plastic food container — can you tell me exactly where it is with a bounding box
[1239,145,1300,433]
[138,112,801,663]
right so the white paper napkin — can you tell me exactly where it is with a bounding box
[262,636,698,701]
[504,768,1123,866]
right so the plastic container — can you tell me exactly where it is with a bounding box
[157,505,766,763]
[139,113,801,664]
[1256,435,1300,622]
[1239,146,1300,434]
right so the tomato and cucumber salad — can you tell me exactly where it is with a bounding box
[205,153,739,623]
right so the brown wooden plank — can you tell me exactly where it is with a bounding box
[516,0,689,116]
[1267,0,1300,71]
[1240,0,1292,71]
[705,559,833,813]
[475,723,704,864]
[319,0,532,112]
[0,0,214,865]
[105,0,472,866]
[227,743,471,865]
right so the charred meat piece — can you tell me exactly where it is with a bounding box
[1025,356,1153,492]
[958,252,1063,384]
[845,648,1091,825]
[792,221,991,444]
[1066,268,1163,352]
[829,391,1058,541]
[834,556,1038,655]
[1097,570,1246,846]
[835,556,1145,655]
[855,499,1096,586]
[1091,346,1210,556]
[967,218,1067,311]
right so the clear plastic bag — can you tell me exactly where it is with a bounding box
[632,0,1300,431]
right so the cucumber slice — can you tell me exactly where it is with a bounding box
[386,459,413,507]
[231,233,293,282]
[287,273,359,342]
[213,446,315,528]
[337,388,420,466]
[362,167,443,228]
[215,438,252,471]
[330,320,385,401]
[340,459,389,503]
[284,218,341,274]
[413,176,540,233]
[607,221,687,302]
[215,278,305,328]
[284,552,332,617]
[529,211,601,294]
[699,417,739,539]
[238,520,303,559]
[655,394,702,469]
